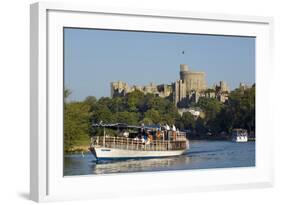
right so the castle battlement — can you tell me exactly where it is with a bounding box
[111,64,229,107]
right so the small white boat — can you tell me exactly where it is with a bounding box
[89,123,189,161]
[232,128,248,142]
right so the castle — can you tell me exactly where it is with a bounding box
[111,64,230,108]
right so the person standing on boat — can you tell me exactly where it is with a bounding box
[141,136,146,144]
[164,123,170,140]
[123,130,129,138]
[156,129,162,140]
[172,124,176,131]
[172,124,177,140]
[142,130,148,142]
[166,124,170,131]
[166,124,170,138]
[139,123,145,138]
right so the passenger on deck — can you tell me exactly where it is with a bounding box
[176,128,180,135]
[166,124,170,131]
[156,130,162,140]
[141,131,147,144]
[141,136,146,144]
[147,132,153,144]
[123,131,129,138]
[172,124,177,140]
[163,123,170,140]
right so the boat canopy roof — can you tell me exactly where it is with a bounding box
[232,128,247,132]
[92,123,161,131]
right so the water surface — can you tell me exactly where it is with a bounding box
[64,140,255,176]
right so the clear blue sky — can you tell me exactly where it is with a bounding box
[64,28,255,101]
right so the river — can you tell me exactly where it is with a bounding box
[64,140,255,176]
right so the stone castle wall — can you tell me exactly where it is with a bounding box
[179,64,206,92]
[111,64,229,107]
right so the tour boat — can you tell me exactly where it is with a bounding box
[232,128,248,142]
[89,123,189,161]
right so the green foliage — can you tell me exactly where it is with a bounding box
[109,97,126,113]
[88,90,179,125]
[91,103,115,123]
[144,109,161,124]
[84,96,97,106]
[64,88,72,99]
[197,97,223,122]
[195,86,255,136]
[64,102,91,152]
[114,111,140,125]
[140,117,153,125]
[126,90,145,112]
[205,88,215,93]
[224,86,255,132]
[63,85,255,147]
[195,117,207,134]
[181,112,196,130]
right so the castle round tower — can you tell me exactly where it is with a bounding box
[179,64,206,92]
[180,64,189,81]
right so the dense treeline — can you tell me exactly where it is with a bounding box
[193,85,255,138]
[64,85,255,152]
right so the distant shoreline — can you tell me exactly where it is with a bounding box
[64,145,90,154]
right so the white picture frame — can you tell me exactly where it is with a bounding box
[30,1,274,202]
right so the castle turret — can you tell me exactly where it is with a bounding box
[180,64,189,81]
[219,81,229,92]
[179,64,206,92]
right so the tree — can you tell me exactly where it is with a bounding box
[144,109,161,124]
[208,85,255,134]
[197,98,223,121]
[225,86,255,132]
[64,102,91,152]
[196,97,224,133]
[126,90,145,112]
[109,97,126,113]
[195,117,207,134]
[91,103,115,123]
[114,111,139,125]
[140,117,153,125]
[181,112,195,130]
[84,96,97,106]
[64,88,72,99]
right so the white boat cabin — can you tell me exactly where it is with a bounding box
[232,128,248,142]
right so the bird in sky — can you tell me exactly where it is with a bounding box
[182,51,185,54]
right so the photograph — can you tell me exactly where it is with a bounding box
[63,28,255,176]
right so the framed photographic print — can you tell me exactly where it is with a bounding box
[30,2,274,202]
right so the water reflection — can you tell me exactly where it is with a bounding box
[91,156,190,174]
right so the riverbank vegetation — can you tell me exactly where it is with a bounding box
[64,85,255,152]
